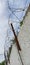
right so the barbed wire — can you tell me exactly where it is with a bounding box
[8,7,25,12]
[8,3,20,21]
[4,1,28,65]
[7,0,28,22]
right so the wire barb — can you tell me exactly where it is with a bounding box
[11,23,21,51]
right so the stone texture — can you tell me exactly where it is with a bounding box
[18,6,30,65]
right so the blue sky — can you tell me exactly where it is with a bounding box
[0,0,30,62]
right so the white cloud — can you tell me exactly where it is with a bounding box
[0,0,9,62]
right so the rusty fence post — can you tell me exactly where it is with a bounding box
[11,23,21,51]
[11,23,24,65]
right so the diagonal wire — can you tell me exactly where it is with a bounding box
[7,0,28,22]
[7,0,26,22]
[7,0,28,12]
[11,23,24,65]
[8,8,25,12]
[7,1,28,65]
[8,4,20,21]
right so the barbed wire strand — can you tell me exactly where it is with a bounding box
[5,0,28,65]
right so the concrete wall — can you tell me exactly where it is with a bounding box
[18,8,30,65]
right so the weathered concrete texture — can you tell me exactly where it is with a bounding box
[10,44,22,65]
[18,7,30,65]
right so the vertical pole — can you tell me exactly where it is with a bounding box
[11,23,24,65]
[11,23,21,51]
